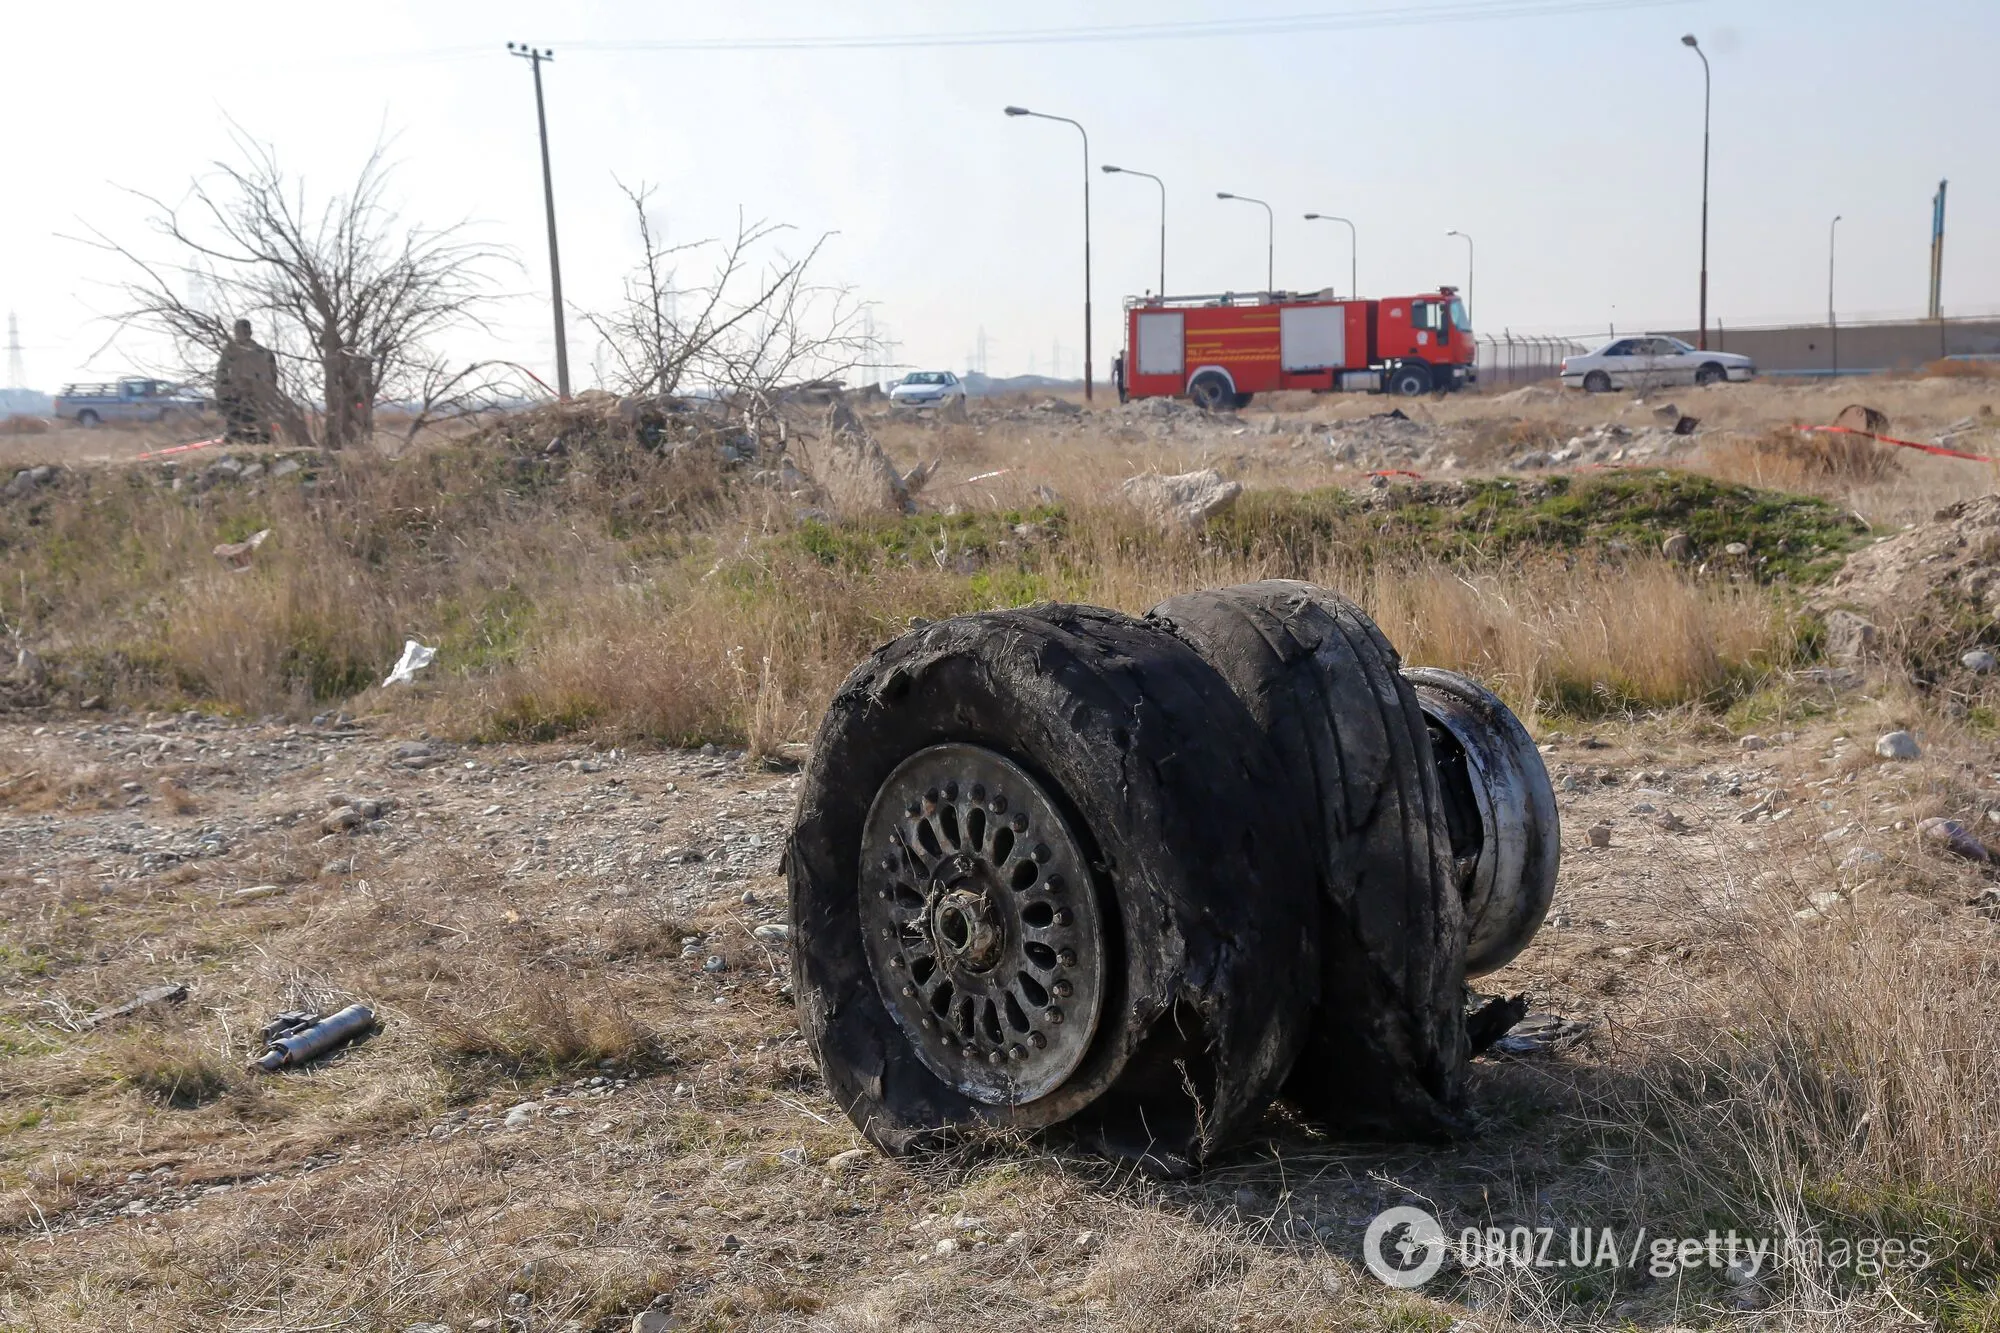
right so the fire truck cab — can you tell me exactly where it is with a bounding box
[1115,288,1474,409]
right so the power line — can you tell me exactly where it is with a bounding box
[405,0,1686,61]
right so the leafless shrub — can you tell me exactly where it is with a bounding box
[583,183,877,436]
[81,127,510,449]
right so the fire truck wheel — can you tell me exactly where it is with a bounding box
[788,603,1320,1172]
[1388,364,1432,397]
[1232,392,1255,410]
[1188,372,1236,413]
[1148,581,1469,1139]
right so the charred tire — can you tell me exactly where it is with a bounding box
[1582,370,1612,394]
[1188,372,1235,413]
[789,604,1320,1171]
[1388,364,1431,397]
[1148,582,1467,1137]
[1402,668,1559,976]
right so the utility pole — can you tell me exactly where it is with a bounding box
[4,312,23,390]
[509,43,571,398]
[1828,215,1841,377]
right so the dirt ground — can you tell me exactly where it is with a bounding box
[3,670,1994,1329]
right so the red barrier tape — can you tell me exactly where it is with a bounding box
[1367,468,1425,480]
[135,436,223,460]
[1805,424,1989,463]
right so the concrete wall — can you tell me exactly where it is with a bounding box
[1652,318,2000,374]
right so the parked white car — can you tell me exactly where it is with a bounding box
[888,370,967,408]
[1559,336,1755,393]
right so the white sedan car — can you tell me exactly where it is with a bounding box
[1559,336,1755,393]
[888,370,967,408]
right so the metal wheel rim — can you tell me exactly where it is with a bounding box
[858,743,1106,1105]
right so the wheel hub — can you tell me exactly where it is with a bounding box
[858,744,1106,1106]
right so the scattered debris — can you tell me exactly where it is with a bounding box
[1465,992,1529,1055]
[1489,1012,1591,1056]
[86,982,189,1029]
[211,528,270,570]
[1834,404,1890,434]
[1919,817,1993,864]
[825,1147,872,1173]
[227,884,285,904]
[1875,730,1922,761]
[6,464,58,498]
[251,1003,378,1072]
[1964,649,1997,674]
[1661,532,1692,561]
[1586,823,1613,848]
[1738,734,1768,751]
[383,640,437,687]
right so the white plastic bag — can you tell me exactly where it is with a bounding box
[383,640,437,687]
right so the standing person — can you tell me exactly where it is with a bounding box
[215,319,279,443]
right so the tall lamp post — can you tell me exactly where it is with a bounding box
[508,42,570,398]
[1102,165,1166,296]
[1828,214,1842,377]
[1445,229,1474,314]
[1005,106,1093,401]
[1216,192,1274,293]
[1682,33,1712,350]
[1302,213,1356,298]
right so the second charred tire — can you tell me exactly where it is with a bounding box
[1149,581,1468,1136]
[788,604,1320,1171]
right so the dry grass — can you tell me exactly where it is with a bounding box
[436,971,652,1072]
[5,383,2000,1327]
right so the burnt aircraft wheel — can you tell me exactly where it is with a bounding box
[788,604,1320,1170]
[1148,581,1467,1137]
[1402,668,1559,976]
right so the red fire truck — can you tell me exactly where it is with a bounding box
[1114,287,1475,409]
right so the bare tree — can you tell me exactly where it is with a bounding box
[84,128,508,448]
[584,183,876,429]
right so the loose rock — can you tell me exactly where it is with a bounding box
[1823,610,1880,667]
[1116,468,1242,531]
[1875,730,1921,761]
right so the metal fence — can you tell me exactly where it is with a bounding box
[1475,332,1592,387]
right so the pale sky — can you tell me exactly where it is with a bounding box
[5,0,1996,390]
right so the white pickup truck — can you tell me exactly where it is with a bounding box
[53,378,209,426]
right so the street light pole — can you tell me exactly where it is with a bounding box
[1829,214,1842,377]
[1103,165,1166,295]
[1682,33,1711,350]
[1303,213,1356,298]
[1446,229,1474,314]
[508,43,570,398]
[1216,192,1274,293]
[1005,106,1093,401]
